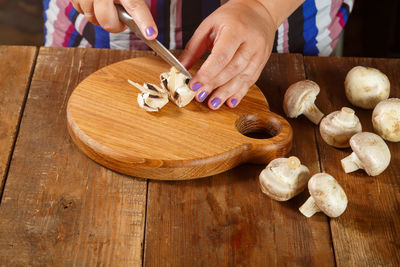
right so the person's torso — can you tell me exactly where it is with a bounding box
[43,0,354,56]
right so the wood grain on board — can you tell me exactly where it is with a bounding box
[0,47,152,266]
[0,46,37,193]
[143,54,335,266]
[67,56,292,180]
[304,56,400,266]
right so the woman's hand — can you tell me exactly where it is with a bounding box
[180,0,278,110]
[70,0,157,39]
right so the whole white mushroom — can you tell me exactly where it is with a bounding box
[299,173,348,218]
[283,80,325,124]
[341,132,391,176]
[259,156,310,201]
[372,98,400,142]
[319,107,362,148]
[344,66,390,109]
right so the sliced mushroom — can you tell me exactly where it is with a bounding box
[372,98,400,142]
[319,107,362,148]
[283,80,324,124]
[137,93,158,112]
[129,80,168,95]
[129,80,169,112]
[161,67,195,108]
[345,66,390,109]
[259,156,310,201]
[341,132,391,176]
[299,173,348,218]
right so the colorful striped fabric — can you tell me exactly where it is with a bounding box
[43,0,354,56]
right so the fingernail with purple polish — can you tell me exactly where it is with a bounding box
[231,98,238,107]
[198,91,208,102]
[145,26,156,37]
[211,97,221,109]
[192,82,202,91]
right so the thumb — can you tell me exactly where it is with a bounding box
[180,22,212,69]
[119,0,158,40]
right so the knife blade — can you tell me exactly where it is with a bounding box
[116,4,192,78]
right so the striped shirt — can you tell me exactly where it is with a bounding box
[43,0,354,56]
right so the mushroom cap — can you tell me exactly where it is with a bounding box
[319,107,362,148]
[308,173,348,217]
[372,98,400,142]
[349,132,391,176]
[283,80,320,118]
[259,157,310,201]
[344,66,390,109]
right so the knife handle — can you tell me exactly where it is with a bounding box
[115,4,192,78]
[116,4,143,37]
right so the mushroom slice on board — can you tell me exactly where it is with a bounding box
[128,80,168,95]
[345,66,390,109]
[341,132,391,176]
[319,107,362,148]
[137,92,169,112]
[372,98,400,142]
[137,93,158,112]
[129,80,169,112]
[299,173,348,218]
[283,80,325,124]
[259,156,310,201]
[161,67,195,108]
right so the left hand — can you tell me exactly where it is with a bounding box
[70,0,158,38]
[179,0,278,110]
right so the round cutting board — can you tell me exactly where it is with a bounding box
[67,56,292,180]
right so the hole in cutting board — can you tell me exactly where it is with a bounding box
[235,114,279,139]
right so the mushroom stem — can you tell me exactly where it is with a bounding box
[304,104,324,124]
[299,196,321,217]
[341,152,363,173]
[286,156,301,170]
[337,107,355,123]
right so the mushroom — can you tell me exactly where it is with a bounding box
[283,80,324,124]
[129,80,169,112]
[161,67,195,108]
[372,98,400,142]
[344,66,390,109]
[319,107,362,148]
[259,156,310,201]
[299,173,347,218]
[341,132,391,176]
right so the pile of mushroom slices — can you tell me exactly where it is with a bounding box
[259,66,399,219]
[129,67,196,112]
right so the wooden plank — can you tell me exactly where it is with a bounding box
[0,46,37,194]
[144,54,335,266]
[304,56,400,266]
[0,1,43,46]
[0,47,154,266]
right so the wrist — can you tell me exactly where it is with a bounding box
[254,0,281,30]
[231,0,280,30]
[255,0,305,29]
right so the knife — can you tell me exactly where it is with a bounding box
[116,4,192,78]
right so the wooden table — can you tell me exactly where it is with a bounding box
[0,46,399,266]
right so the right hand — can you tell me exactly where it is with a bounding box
[70,0,157,39]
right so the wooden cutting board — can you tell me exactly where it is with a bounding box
[67,56,292,180]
